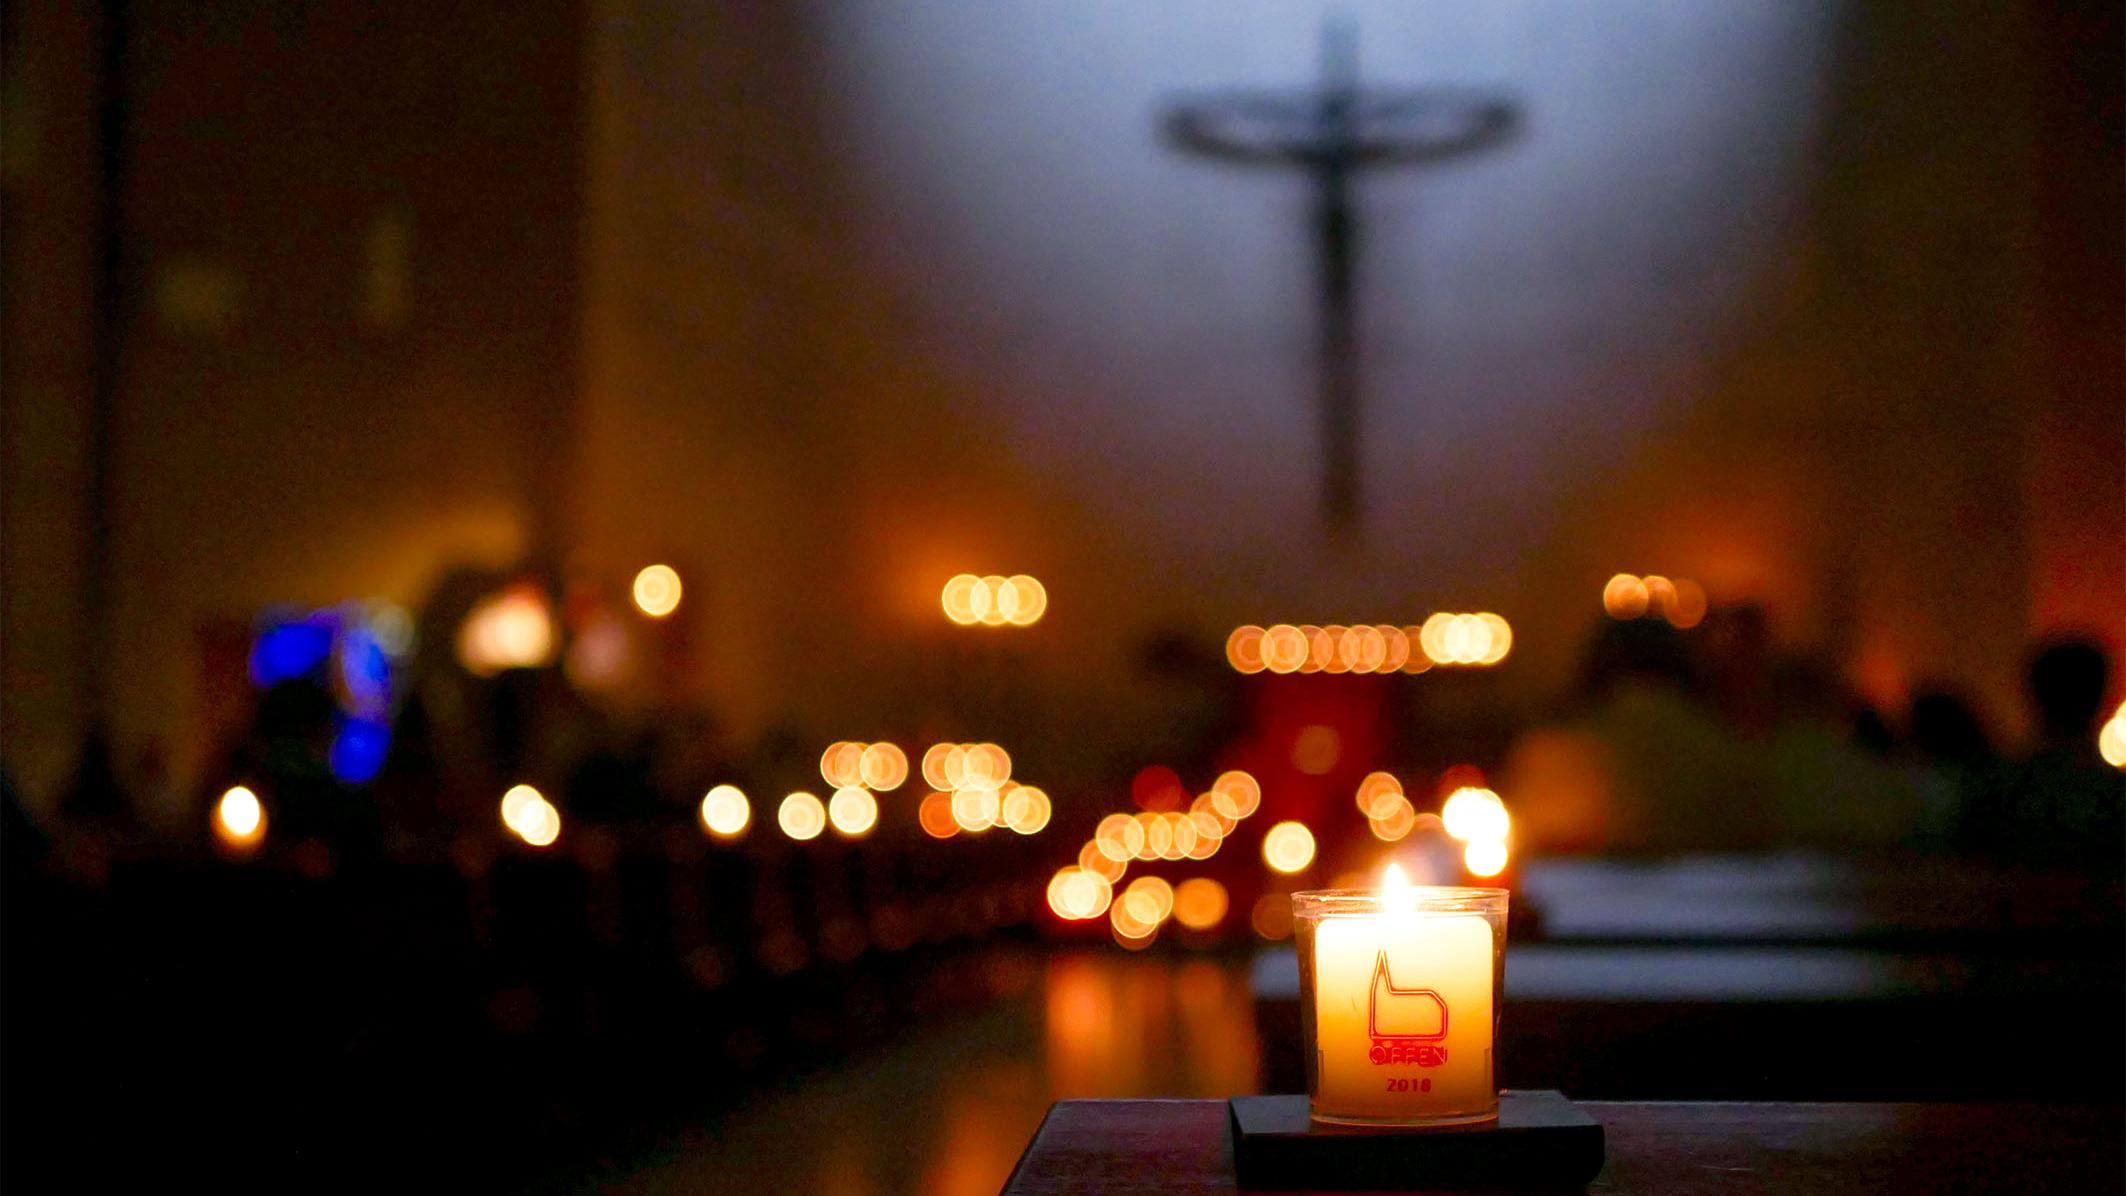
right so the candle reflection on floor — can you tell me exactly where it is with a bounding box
[603,951,1261,1195]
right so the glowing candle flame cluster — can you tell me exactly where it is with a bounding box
[1228,615,1511,674]
[1440,785,1511,877]
[1049,769,1261,942]
[821,741,910,791]
[915,742,1050,837]
[1602,573,1707,629]
[500,783,562,848]
[941,574,1048,626]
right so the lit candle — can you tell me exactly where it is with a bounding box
[1295,867,1508,1126]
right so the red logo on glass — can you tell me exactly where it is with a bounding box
[1367,950,1449,1067]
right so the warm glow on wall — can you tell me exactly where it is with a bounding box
[1262,821,1316,873]
[630,564,682,617]
[779,792,827,841]
[699,784,750,837]
[215,785,265,850]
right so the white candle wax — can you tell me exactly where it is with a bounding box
[1309,899,1497,1124]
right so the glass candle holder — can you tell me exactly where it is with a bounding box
[1294,885,1508,1127]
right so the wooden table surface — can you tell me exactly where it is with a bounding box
[1001,1099,2124,1195]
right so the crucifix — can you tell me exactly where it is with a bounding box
[1165,24,1516,540]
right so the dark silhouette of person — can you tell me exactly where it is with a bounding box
[1962,637,2123,868]
[1904,687,1995,846]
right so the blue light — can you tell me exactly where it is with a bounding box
[250,619,335,687]
[338,625,394,718]
[329,716,391,785]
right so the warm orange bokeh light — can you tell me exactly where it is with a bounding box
[1442,786,1510,843]
[858,742,909,791]
[1227,625,1267,673]
[1211,770,1262,819]
[1093,813,1136,861]
[920,742,956,790]
[1401,626,1433,673]
[820,742,866,789]
[828,786,879,837]
[1668,578,1708,629]
[1121,876,1175,926]
[941,574,983,625]
[951,786,1001,832]
[1464,838,1509,877]
[630,564,682,617]
[1139,812,1174,860]
[1420,612,1512,666]
[215,785,265,849]
[998,575,1048,626]
[1079,838,1128,881]
[1262,821,1316,873]
[1262,624,1309,674]
[1173,878,1229,930]
[1002,785,1052,835]
[500,783,561,848]
[918,790,960,838]
[960,743,1011,787]
[457,585,555,676]
[1354,770,1403,817]
[1380,624,1411,672]
[700,784,750,837]
[1368,794,1418,842]
[1250,891,1294,939]
[778,791,827,841]
[1047,868,1114,921]
[2100,703,2126,769]
[1603,573,1651,619]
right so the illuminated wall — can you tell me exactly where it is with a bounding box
[583,0,2120,736]
[4,0,2116,809]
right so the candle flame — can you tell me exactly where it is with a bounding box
[1382,862,1418,914]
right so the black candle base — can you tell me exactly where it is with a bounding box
[1227,1090,1605,1191]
